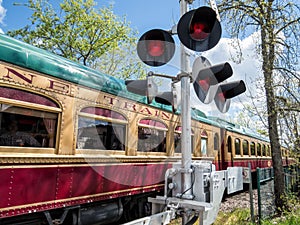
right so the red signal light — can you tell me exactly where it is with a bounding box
[216,92,226,103]
[147,40,165,57]
[193,57,233,104]
[198,77,210,92]
[137,29,175,67]
[190,22,210,41]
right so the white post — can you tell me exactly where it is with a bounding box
[180,0,193,224]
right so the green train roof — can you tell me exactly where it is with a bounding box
[208,116,270,142]
[0,34,126,95]
[0,34,266,138]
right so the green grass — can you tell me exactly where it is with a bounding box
[213,209,253,225]
[260,210,300,225]
[213,204,300,225]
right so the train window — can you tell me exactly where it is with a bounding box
[201,130,208,156]
[138,119,167,153]
[266,145,270,156]
[0,87,59,108]
[262,144,266,156]
[0,87,59,148]
[243,140,249,156]
[251,142,256,156]
[0,110,57,148]
[174,126,194,153]
[235,138,241,155]
[77,107,126,150]
[257,143,261,156]
[214,133,219,150]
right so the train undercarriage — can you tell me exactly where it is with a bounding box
[0,192,157,225]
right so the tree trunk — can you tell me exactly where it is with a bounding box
[264,75,286,210]
[261,26,286,212]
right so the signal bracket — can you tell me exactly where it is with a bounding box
[147,71,193,84]
[147,71,177,81]
[177,72,193,83]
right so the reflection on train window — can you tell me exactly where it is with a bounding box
[235,138,241,155]
[243,140,249,156]
[0,86,59,108]
[138,119,167,153]
[201,130,208,156]
[0,107,57,148]
[77,107,126,150]
[174,126,194,153]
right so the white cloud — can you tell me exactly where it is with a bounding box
[0,0,6,34]
[0,0,6,23]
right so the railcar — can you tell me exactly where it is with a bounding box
[0,34,292,225]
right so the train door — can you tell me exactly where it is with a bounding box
[214,132,221,170]
[221,129,234,170]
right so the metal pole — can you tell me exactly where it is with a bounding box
[257,168,262,225]
[180,0,192,198]
[180,0,193,224]
[248,163,255,223]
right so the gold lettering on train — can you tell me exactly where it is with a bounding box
[139,107,152,115]
[48,80,70,94]
[4,67,35,84]
[124,101,137,111]
[161,112,170,120]
[104,95,171,120]
[104,95,120,105]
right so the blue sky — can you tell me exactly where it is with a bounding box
[0,0,197,35]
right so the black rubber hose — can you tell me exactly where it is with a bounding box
[185,215,198,225]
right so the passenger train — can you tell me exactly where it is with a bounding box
[0,34,292,224]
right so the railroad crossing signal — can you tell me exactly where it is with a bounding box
[214,80,246,113]
[137,29,175,67]
[125,75,177,111]
[127,5,246,113]
[125,76,158,104]
[177,6,221,52]
[192,56,246,113]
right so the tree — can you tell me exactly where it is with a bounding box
[8,0,146,79]
[216,0,300,212]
